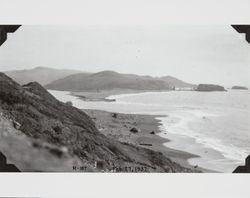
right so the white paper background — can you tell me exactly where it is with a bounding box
[0,0,250,197]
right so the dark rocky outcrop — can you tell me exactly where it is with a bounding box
[195,84,226,92]
[130,127,139,133]
[232,86,248,90]
[0,72,197,172]
[112,113,118,118]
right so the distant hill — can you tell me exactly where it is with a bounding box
[4,67,196,92]
[46,70,194,92]
[46,70,173,91]
[4,67,83,85]
[232,86,248,90]
[159,76,196,88]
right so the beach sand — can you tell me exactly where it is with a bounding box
[84,109,214,172]
[71,89,168,101]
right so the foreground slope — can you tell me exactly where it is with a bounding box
[4,67,82,85]
[0,114,89,172]
[0,72,197,172]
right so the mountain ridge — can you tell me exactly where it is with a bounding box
[4,67,84,85]
[4,67,196,92]
[45,69,195,92]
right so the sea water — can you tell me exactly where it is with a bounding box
[49,89,250,172]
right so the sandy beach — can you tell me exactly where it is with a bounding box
[71,89,169,102]
[84,109,214,172]
[48,89,233,172]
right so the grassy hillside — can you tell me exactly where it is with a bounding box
[0,72,196,172]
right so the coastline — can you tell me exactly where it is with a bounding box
[67,89,217,172]
[71,89,171,102]
[84,109,215,172]
[50,89,225,172]
[49,89,249,172]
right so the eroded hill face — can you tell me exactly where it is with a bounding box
[0,72,197,172]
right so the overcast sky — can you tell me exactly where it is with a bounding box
[0,25,249,87]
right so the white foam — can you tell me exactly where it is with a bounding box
[157,110,248,171]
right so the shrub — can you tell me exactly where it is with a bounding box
[65,101,73,106]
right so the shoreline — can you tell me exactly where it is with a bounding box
[68,89,217,172]
[50,89,222,172]
[84,109,215,172]
[80,90,240,172]
[71,89,172,102]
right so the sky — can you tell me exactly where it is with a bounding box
[0,25,249,87]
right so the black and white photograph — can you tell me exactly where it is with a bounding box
[0,25,250,173]
[1,1,250,198]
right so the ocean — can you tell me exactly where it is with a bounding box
[49,89,250,172]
